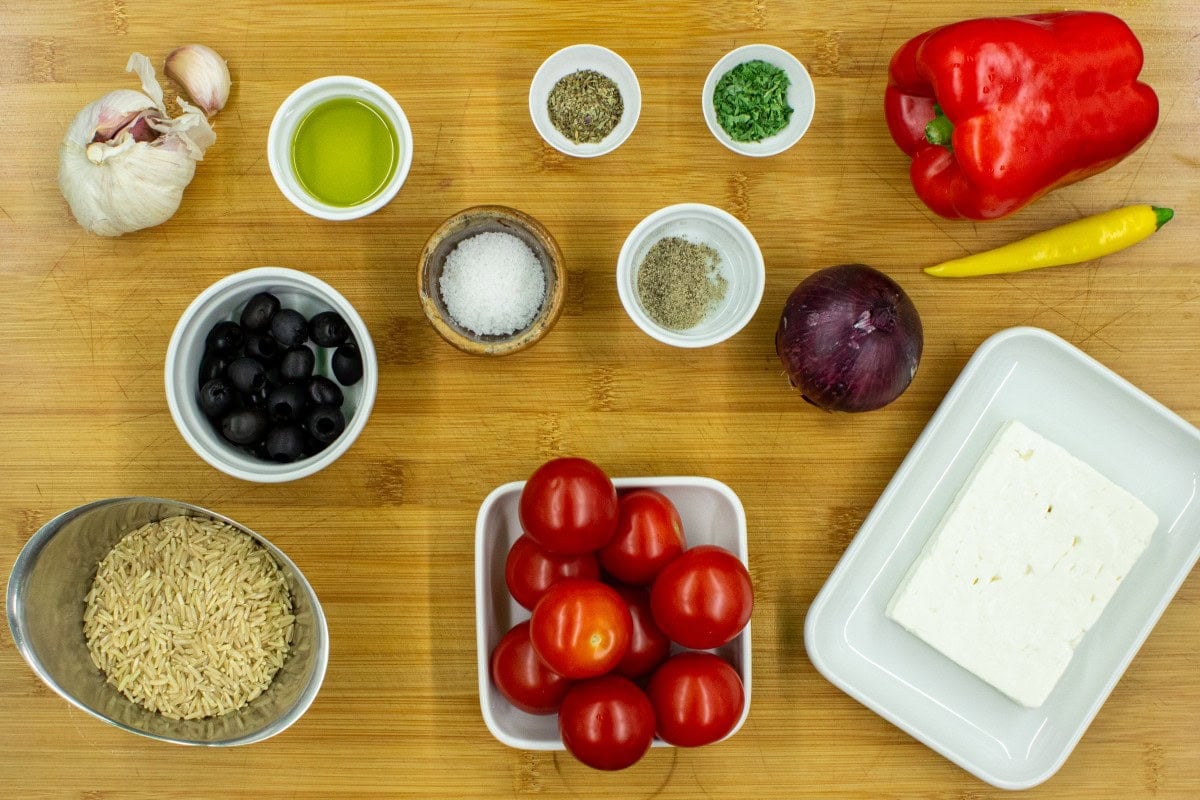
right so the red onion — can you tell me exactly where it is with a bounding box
[775,264,923,412]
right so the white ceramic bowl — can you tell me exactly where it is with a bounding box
[475,475,752,751]
[165,267,377,483]
[267,76,414,220]
[702,44,815,157]
[529,44,641,158]
[617,203,765,348]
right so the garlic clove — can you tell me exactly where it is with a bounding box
[86,88,158,140]
[92,108,144,142]
[164,44,230,116]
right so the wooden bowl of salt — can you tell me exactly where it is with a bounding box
[419,205,566,356]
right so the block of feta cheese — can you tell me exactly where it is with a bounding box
[886,420,1158,708]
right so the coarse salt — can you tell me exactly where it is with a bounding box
[439,231,546,336]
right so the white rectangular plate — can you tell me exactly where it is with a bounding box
[476,476,751,750]
[804,327,1200,790]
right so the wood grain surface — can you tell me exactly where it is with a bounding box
[2,1,1198,797]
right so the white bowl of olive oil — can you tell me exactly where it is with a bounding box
[268,76,414,220]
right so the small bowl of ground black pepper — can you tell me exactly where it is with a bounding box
[703,44,815,157]
[529,44,641,158]
[617,203,765,348]
[419,205,566,356]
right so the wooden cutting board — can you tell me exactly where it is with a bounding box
[1,1,1197,797]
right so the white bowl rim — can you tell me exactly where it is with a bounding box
[528,43,642,158]
[616,203,766,348]
[164,266,377,483]
[267,75,414,220]
[702,43,815,158]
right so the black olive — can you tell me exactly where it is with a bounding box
[198,353,229,384]
[244,333,281,364]
[227,357,268,395]
[245,383,272,409]
[198,378,237,418]
[265,425,306,463]
[271,308,308,347]
[332,343,363,385]
[309,311,351,347]
[267,383,307,423]
[306,376,344,407]
[240,292,280,332]
[221,409,269,445]
[279,346,316,382]
[306,405,346,444]
[205,320,244,356]
[303,433,331,457]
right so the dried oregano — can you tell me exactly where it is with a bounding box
[547,69,623,144]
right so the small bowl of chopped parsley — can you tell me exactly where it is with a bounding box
[703,44,815,157]
[529,44,642,158]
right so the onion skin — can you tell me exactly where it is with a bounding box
[775,264,923,412]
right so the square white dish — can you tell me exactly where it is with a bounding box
[804,326,1200,790]
[476,476,752,750]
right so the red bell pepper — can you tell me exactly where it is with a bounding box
[884,12,1159,220]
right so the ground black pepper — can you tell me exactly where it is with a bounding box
[636,236,727,330]
[547,70,623,144]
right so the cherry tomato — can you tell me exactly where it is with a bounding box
[490,621,574,715]
[558,675,656,770]
[518,457,618,555]
[647,652,744,747]
[650,544,753,649]
[505,535,601,610]
[613,585,671,679]
[529,579,632,679]
[599,489,686,585]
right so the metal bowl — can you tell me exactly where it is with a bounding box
[6,497,328,746]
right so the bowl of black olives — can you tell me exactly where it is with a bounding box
[165,267,377,482]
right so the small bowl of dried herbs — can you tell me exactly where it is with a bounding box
[616,204,765,348]
[529,44,641,158]
[703,44,815,157]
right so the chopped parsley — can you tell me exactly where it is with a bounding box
[713,60,793,143]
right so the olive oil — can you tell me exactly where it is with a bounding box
[290,97,399,207]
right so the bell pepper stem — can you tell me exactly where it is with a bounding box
[1153,206,1174,230]
[925,105,954,148]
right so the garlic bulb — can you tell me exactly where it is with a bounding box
[165,44,231,116]
[58,51,222,237]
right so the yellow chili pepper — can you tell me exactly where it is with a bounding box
[924,205,1174,278]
